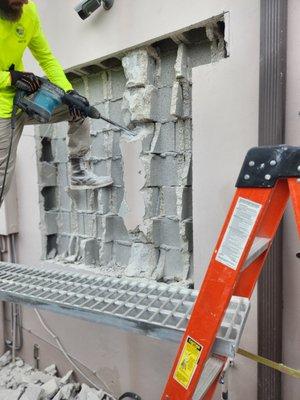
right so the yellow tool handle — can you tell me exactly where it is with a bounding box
[237,348,300,379]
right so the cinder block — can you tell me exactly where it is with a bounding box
[156,86,173,123]
[140,124,155,153]
[181,186,193,219]
[57,163,69,188]
[44,211,58,235]
[111,187,124,214]
[77,212,85,236]
[39,162,57,187]
[159,50,177,87]
[71,78,86,96]
[175,119,192,153]
[111,158,124,186]
[142,187,160,218]
[122,85,158,125]
[160,187,177,216]
[99,241,113,266]
[163,248,187,280]
[149,155,178,187]
[58,187,72,211]
[182,79,192,119]
[111,69,127,100]
[153,217,181,247]
[109,99,126,127]
[114,241,132,267]
[93,159,112,178]
[57,234,70,257]
[103,215,129,242]
[90,102,110,133]
[183,218,193,252]
[91,131,113,160]
[175,43,191,81]
[79,238,99,265]
[122,49,156,88]
[170,81,184,118]
[57,211,71,234]
[97,187,111,214]
[150,122,175,154]
[125,242,158,277]
[84,213,97,237]
[87,73,105,104]
[112,131,122,157]
[52,138,68,163]
[67,189,98,212]
[176,153,192,186]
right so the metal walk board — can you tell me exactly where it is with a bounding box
[192,357,224,399]
[0,262,249,358]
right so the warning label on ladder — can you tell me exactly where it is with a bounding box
[173,336,203,389]
[216,197,262,270]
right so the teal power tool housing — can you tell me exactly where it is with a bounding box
[14,77,135,136]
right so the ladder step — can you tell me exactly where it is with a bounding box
[243,236,271,270]
[192,357,224,399]
[0,262,249,358]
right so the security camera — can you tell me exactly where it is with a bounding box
[75,0,114,20]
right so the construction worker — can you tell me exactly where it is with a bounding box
[0,0,113,201]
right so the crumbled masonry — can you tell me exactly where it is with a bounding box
[0,351,114,400]
[36,29,219,283]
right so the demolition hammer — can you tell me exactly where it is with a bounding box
[14,77,135,137]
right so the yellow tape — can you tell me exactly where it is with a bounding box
[237,348,300,379]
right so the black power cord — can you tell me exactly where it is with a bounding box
[119,393,142,400]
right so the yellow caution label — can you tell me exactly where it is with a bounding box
[173,336,203,389]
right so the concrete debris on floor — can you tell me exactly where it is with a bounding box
[0,351,113,400]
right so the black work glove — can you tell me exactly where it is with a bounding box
[66,90,90,121]
[10,70,41,92]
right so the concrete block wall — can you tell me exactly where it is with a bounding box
[36,26,222,284]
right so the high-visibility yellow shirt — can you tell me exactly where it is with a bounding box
[0,0,72,118]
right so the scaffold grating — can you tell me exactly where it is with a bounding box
[0,262,250,358]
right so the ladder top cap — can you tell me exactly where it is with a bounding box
[236,145,300,188]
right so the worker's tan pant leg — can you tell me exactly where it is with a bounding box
[0,106,91,203]
[24,105,91,157]
[0,113,26,202]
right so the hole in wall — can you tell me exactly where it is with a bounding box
[40,138,54,162]
[46,234,58,258]
[41,187,57,211]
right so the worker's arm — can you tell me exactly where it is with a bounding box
[0,71,12,88]
[28,5,72,92]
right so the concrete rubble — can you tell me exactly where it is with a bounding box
[0,351,114,400]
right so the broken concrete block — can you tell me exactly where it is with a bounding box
[39,162,57,187]
[67,188,98,213]
[181,186,193,220]
[99,242,113,266]
[122,85,158,125]
[52,138,68,163]
[57,212,71,235]
[159,50,177,87]
[0,351,11,367]
[170,81,184,118]
[150,122,176,154]
[84,213,97,237]
[111,69,127,100]
[20,384,44,400]
[97,188,111,215]
[114,241,132,267]
[59,370,73,386]
[174,43,191,81]
[91,131,113,160]
[122,49,156,88]
[0,387,24,400]
[79,238,99,265]
[103,215,130,242]
[87,73,105,105]
[52,383,77,400]
[175,119,192,153]
[44,364,57,376]
[41,378,59,399]
[156,86,173,123]
[142,187,159,218]
[15,358,24,368]
[125,243,158,277]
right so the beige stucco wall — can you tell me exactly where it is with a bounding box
[11,0,264,399]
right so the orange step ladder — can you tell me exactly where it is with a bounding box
[162,145,300,400]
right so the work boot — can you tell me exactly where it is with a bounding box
[69,157,113,190]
